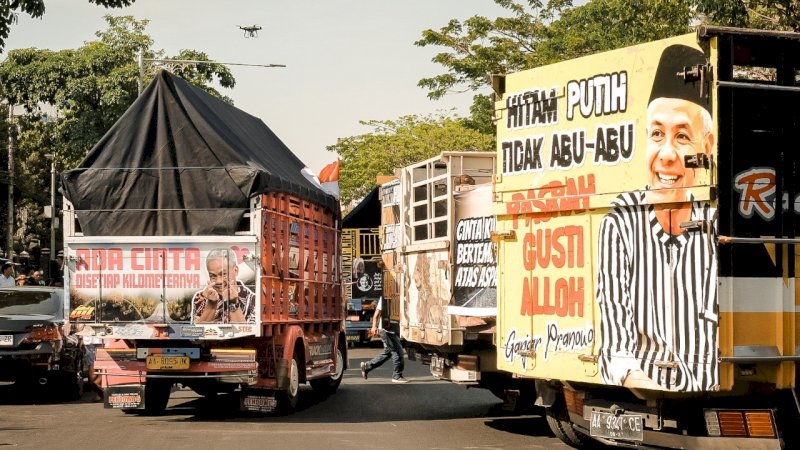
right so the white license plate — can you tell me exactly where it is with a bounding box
[590,411,644,441]
[0,335,13,346]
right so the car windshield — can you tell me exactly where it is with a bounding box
[0,290,62,316]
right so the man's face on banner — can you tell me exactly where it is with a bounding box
[207,257,239,299]
[645,97,713,204]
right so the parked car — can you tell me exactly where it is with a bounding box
[0,287,84,399]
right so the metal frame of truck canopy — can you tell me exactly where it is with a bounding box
[492,26,800,448]
[393,151,496,348]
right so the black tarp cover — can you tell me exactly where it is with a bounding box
[62,70,338,236]
[342,186,380,229]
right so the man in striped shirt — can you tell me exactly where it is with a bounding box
[596,44,718,392]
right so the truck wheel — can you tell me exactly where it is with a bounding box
[143,380,172,415]
[58,368,85,401]
[310,345,344,397]
[544,397,599,449]
[277,353,300,414]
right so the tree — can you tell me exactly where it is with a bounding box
[416,0,800,125]
[696,0,800,32]
[0,15,234,256]
[0,0,135,52]
[327,113,494,205]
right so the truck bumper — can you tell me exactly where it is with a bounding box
[94,348,258,387]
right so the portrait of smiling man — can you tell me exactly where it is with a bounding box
[596,44,719,392]
[192,248,256,324]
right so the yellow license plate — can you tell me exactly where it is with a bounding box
[146,355,190,370]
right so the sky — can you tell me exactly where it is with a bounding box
[2,0,509,174]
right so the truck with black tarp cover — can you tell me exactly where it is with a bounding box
[61,70,345,414]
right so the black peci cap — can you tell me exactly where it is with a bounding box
[649,44,710,113]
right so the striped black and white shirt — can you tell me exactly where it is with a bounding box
[596,191,718,391]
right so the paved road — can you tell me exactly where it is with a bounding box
[0,345,567,449]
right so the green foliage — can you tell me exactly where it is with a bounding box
[0,0,135,52]
[327,113,494,205]
[417,0,800,119]
[535,0,694,65]
[415,0,564,101]
[696,0,800,32]
[0,15,235,254]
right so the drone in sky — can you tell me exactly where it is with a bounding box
[238,25,262,38]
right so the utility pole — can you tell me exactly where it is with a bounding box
[136,50,286,95]
[6,106,14,259]
[45,153,56,264]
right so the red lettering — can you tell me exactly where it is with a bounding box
[521,226,584,270]
[107,248,123,270]
[503,175,597,228]
[521,276,553,316]
[131,248,144,270]
[522,232,536,270]
[185,248,201,270]
[168,248,183,270]
[735,170,775,219]
[521,276,585,318]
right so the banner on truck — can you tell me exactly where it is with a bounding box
[451,184,497,317]
[67,243,259,334]
[495,33,719,392]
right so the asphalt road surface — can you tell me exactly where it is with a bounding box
[0,345,568,449]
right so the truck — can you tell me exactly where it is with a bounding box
[60,70,345,415]
[380,152,535,406]
[491,26,800,447]
[342,186,383,345]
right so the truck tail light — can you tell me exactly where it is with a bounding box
[745,412,776,437]
[704,409,776,438]
[718,411,747,436]
[564,389,584,416]
[22,324,61,343]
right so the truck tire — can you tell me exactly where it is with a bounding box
[277,353,300,414]
[143,380,172,415]
[310,345,344,397]
[57,368,85,401]
[545,398,600,449]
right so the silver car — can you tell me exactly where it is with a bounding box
[0,287,84,399]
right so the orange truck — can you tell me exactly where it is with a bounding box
[61,70,344,414]
[492,26,800,447]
